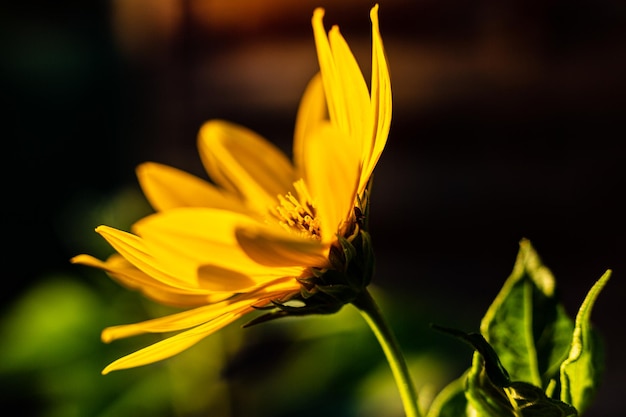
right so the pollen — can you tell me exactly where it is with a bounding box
[274,179,321,239]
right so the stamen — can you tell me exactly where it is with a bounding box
[273,179,321,239]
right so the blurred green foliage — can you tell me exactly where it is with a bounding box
[0,273,459,417]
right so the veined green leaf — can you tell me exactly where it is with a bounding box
[560,270,610,414]
[480,239,575,389]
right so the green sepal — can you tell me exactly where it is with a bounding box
[559,270,610,414]
[344,228,375,289]
[244,227,375,328]
[332,235,356,271]
[242,310,291,328]
[242,292,347,328]
[356,175,373,230]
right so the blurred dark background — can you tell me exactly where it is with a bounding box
[3,0,625,416]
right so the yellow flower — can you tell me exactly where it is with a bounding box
[71,4,391,375]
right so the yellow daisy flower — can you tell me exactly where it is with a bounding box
[72,4,391,375]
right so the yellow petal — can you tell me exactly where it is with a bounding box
[136,162,246,212]
[362,4,392,193]
[328,24,371,148]
[302,122,360,242]
[293,72,327,178]
[198,120,296,212]
[133,208,305,290]
[101,277,299,344]
[102,296,254,343]
[312,8,349,134]
[235,225,329,267]
[312,6,388,198]
[101,311,243,374]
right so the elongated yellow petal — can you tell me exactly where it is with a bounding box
[101,277,299,343]
[312,8,349,134]
[328,25,371,149]
[136,162,246,213]
[101,311,244,374]
[133,208,305,290]
[100,279,296,374]
[198,120,296,212]
[301,122,360,242]
[293,72,327,178]
[312,6,391,196]
[235,225,329,267]
[362,4,392,193]
[102,297,254,342]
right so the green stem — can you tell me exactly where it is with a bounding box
[352,288,422,417]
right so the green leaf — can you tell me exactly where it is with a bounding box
[429,240,609,416]
[480,239,575,389]
[560,269,610,414]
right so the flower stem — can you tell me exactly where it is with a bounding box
[352,288,422,417]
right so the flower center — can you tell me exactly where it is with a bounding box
[274,179,321,239]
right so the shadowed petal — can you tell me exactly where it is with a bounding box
[196,265,257,292]
[236,225,329,267]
